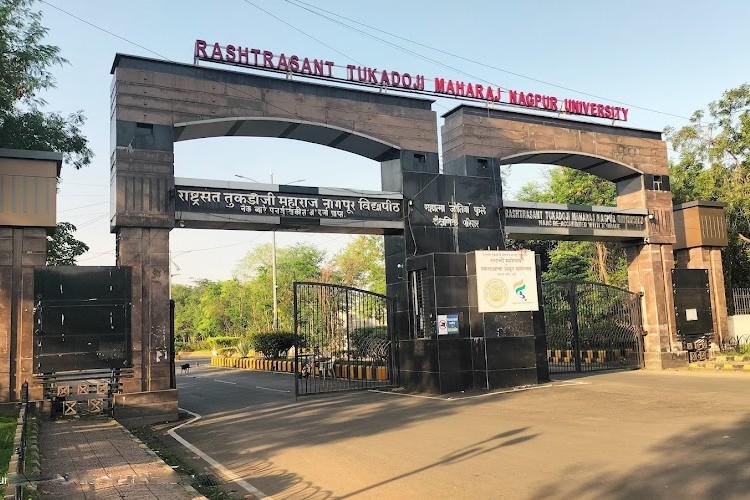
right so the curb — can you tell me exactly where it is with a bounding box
[689,362,750,371]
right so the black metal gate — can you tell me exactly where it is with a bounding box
[672,268,713,362]
[542,281,644,373]
[293,282,396,396]
[33,266,133,416]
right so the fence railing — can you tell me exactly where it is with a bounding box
[732,288,750,315]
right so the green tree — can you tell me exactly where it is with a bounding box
[666,83,750,291]
[0,0,92,168]
[325,235,385,294]
[1,0,92,266]
[45,221,88,265]
[234,243,325,331]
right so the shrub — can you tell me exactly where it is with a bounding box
[233,338,254,358]
[250,331,299,359]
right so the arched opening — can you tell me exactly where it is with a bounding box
[174,117,401,162]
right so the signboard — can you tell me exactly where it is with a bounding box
[194,40,629,122]
[437,315,448,335]
[503,201,647,242]
[437,314,460,335]
[175,181,402,224]
[475,250,539,313]
[446,314,460,335]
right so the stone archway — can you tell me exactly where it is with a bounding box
[441,105,681,369]
[109,54,441,418]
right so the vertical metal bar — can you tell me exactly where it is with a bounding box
[345,288,351,386]
[293,282,299,399]
[568,283,582,373]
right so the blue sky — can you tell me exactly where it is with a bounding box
[35,0,749,283]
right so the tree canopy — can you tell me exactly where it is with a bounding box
[1,0,91,264]
[0,0,92,168]
[666,83,750,291]
[46,222,89,265]
[174,237,386,348]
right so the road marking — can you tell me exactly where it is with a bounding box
[213,379,237,385]
[255,386,291,393]
[368,381,590,400]
[169,407,273,499]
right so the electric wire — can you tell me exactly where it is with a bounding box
[283,0,692,121]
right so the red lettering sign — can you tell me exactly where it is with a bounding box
[193,40,629,121]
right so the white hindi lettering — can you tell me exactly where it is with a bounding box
[473,204,487,217]
[462,218,480,228]
[449,202,470,214]
[432,215,459,227]
[424,203,445,213]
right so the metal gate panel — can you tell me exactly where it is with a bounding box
[33,267,132,374]
[672,268,713,361]
[294,282,395,396]
[542,281,644,373]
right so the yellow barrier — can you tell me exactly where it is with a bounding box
[209,357,391,380]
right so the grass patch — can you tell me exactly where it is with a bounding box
[129,422,239,500]
[0,414,18,497]
[721,344,750,358]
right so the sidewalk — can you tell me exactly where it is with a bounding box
[34,417,204,499]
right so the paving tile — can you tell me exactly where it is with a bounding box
[37,417,204,499]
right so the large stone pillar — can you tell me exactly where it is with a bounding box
[618,176,681,368]
[673,201,729,345]
[0,149,61,401]
[110,79,177,422]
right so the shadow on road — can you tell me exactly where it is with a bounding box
[531,414,750,499]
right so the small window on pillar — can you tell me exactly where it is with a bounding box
[135,122,153,136]
[652,175,663,191]
[410,270,427,338]
[477,158,489,169]
[413,153,426,169]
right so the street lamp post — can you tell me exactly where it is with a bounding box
[234,172,305,332]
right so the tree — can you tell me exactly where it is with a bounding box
[0,0,92,168]
[234,243,325,331]
[2,0,93,266]
[45,222,88,265]
[325,235,385,294]
[666,83,750,292]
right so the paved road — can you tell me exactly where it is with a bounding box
[174,362,750,499]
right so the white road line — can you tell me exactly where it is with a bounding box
[255,386,291,393]
[213,379,237,385]
[169,407,273,499]
[368,381,590,400]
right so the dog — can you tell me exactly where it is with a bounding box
[180,363,190,374]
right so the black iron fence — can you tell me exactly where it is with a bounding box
[720,334,750,353]
[732,288,750,315]
[543,281,644,373]
[293,282,396,396]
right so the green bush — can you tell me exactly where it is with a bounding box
[251,331,299,359]
[233,338,254,358]
[205,336,240,349]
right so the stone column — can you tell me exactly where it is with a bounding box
[673,201,729,345]
[110,109,177,422]
[0,150,61,401]
[618,179,681,369]
[0,228,47,401]
[625,243,681,367]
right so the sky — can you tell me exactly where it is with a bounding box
[32,0,750,284]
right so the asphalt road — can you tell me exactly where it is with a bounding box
[174,361,750,499]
